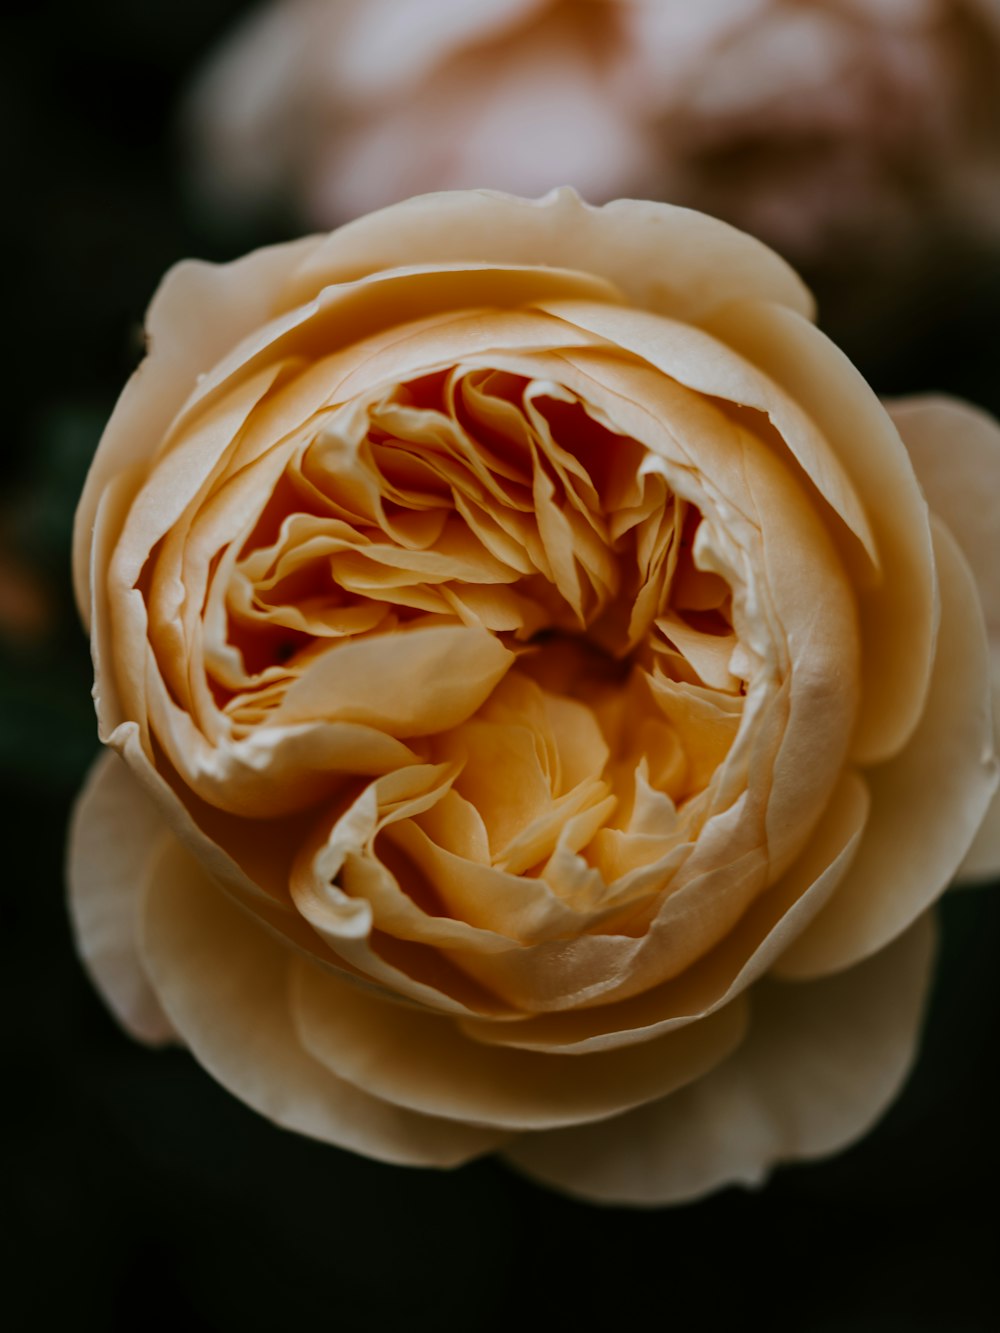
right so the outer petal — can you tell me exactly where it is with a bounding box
[888,395,1000,879]
[704,299,936,766]
[774,519,997,979]
[285,188,814,326]
[72,234,323,625]
[290,957,747,1131]
[140,834,507,1167]
[505,914,935,1206]
[887,397,1000,642]
[66,751,175,1044]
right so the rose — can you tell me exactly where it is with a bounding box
[68,189,999,1205]
[185,0,1000,271]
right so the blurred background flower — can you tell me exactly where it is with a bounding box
[185,0,1000,343]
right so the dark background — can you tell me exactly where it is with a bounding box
[3,4,998,1328]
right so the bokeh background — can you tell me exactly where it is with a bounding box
[4,3,999,1328]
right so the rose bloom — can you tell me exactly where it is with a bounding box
[69,190,1000,1205]
[185,0,1000,269]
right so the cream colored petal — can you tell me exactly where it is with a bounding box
[287,189,813,324]
[291,957,748,1131]
[140,833,506,1166]
[960,661,1000,881]
[66,751,175,1044]
[105,720,343,965]
[505,914,935,1205]
[73,235,322,624]
[887,396,1000,642]
[887,397,1000,881]
[703,299,935,765]
[90,471,143,741]
[775,520,998,979]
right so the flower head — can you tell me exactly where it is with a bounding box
[69,191,1000,1203]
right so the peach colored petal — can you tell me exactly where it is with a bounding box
[273,624,514,732]
[140,833,507,1166]
[290,955,748,1131]
[73,236,322,625]
[66,751,175,1044]
[774,519,998,979]
[888,396,1000,879]
[458,770,869,1054]
[961,662,1000,880]
[287,189,814,326]
[537,297,878,570]
[887,396,1000,642]
[174,265,622,431]
[703,299,935,766]
[505,913,935,1205]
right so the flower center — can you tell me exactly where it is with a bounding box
[199,364,750,884]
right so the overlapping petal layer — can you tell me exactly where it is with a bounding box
[69,191,999,1204]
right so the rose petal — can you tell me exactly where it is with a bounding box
[290,955,748,1131]
[774,519,998,978]
[703,299,935,765]
[888,396,1000,880]
[538,298,878,570]
[504,913,934,1205]
[140,833,506,1166]
[66,751,175,1044]
[457,769,869,1054]
[273,624,514,733]
[888,396,1000,642]
[960,662,1000,881]
[73,236,323,625]
[288,188,814,326]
